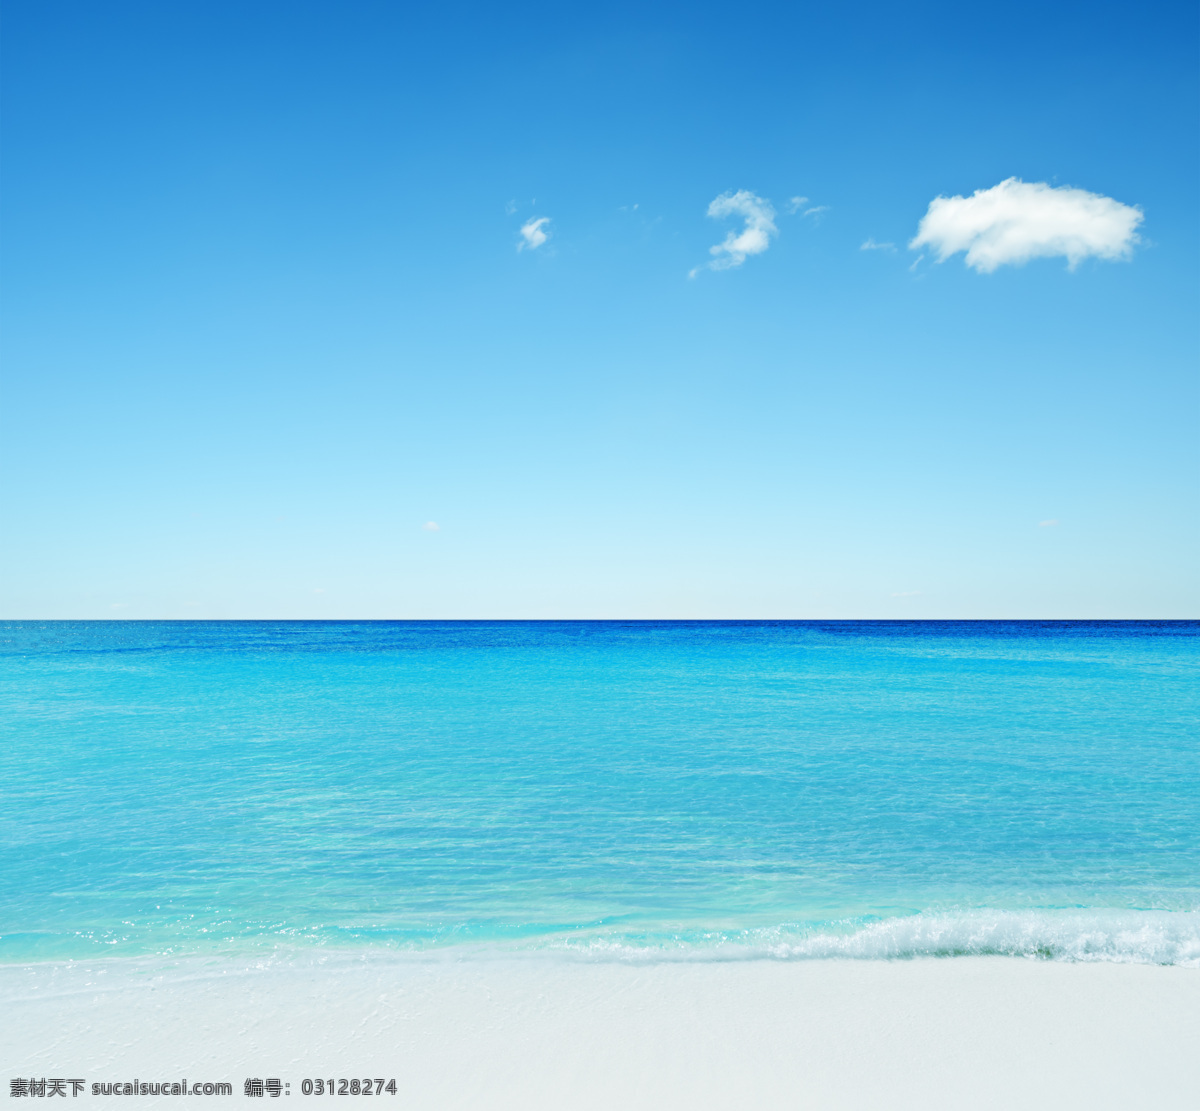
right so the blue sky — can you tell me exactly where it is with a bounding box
[2,0,1196,618]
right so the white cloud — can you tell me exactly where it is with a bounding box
[518,217,550,251]
[504,199,517,215]
[1039,519,1059,527]
[422,521,440,531]
[691,190,777,277]
[787,196,828,220]
[910,178,1143,272]
[861,237,896,252]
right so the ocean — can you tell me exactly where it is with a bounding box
[2,620,1197,966]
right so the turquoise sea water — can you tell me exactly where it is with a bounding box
[2,621,1197,964]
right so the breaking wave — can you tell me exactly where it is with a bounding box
[555,909,1200,966]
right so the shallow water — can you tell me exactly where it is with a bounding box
[2,621,1197,963]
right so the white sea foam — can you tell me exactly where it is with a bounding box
[555,909,1200,966]
[4,911,1197,987]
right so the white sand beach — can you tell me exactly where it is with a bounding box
[4,955,1197,1109]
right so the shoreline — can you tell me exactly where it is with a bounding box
[5,955,1198,1109]
[6,904,1198,969]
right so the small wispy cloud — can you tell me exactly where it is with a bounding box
[891,590,922,598]
[422,521,441,531]
[910,178,1143,272]
[861,237,896,252]
[690,190,777,277]
[504,199,518,215]
[1039,519,1059,527]
[518,217,550,251]
[786,197,828,220]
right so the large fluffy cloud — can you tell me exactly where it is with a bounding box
[691,190,777,276]
[909,178,1142,272]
